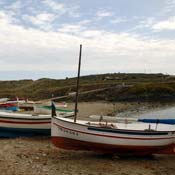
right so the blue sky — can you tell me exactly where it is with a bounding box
[0,0,175,80]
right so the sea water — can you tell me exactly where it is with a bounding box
[137,106,175,119]
[116,106,175,119]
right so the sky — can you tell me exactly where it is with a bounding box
[0,0,175,80]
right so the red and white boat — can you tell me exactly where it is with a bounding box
[0,111,51,137]
[51,116,175,156]
[51,45,175,156]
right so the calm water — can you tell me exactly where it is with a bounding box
[136,106,175,119]
[116,106,175,119]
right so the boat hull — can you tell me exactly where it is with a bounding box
[0,112,51,137]
[52,117,175,155]
[0,127,50,137]
[52,136,174,155]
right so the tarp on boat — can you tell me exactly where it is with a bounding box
[138,119,175,125]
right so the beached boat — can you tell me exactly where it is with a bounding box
[34,104,74,116]
[52,116,175,155]
[0,102,19,111]
[0,111,51,137]
[0,97,26,111]
[51,45,175,156]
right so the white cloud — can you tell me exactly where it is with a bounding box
[43,0,65,12]
[58,24,83,34]
[139,17,155,27]
[0,11,15,24]
[4,0,22,11]
[126,17,156,33]
[23,13,56,28]
[2,0,24,19]
[163,0,175,14]
[42,0,80,18]
[58,20,90,34]
[152,17,175,31]
[1,11,175,74]
[96,10,113,19]
[110,17,127,24]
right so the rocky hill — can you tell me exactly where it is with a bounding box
[0,73,175,102]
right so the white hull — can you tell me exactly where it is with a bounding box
[0,111,51,137]
[52,116,175,155]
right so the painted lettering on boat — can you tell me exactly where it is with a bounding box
[57,126,78,136]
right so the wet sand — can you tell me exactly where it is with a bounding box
[0,102,175,175]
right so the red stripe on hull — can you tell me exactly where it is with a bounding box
[52,136,175,156]
[0,119,50,124]
[0,103,16,107]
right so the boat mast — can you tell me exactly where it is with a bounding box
[74,44,82,123]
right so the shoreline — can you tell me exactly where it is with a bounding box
[67,101,175,120]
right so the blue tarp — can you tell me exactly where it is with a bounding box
[138,119,175,125]
[6,106,19,111]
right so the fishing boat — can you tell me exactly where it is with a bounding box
[51,45,175,156]
[0,111,51,137]
[0,97,26,111]
[0,103,19,111]
[34,103,74,116]
[51,116,175,155]
[0,103,74,138]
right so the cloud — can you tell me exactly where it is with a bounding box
[58,24,83,34]
[1,10,175,75]
[2,0,24,19]
[139,17,155,28]
[58,20,90,34]
[124,17,156,33]
[96,10,113,19]
[163,0,175,14]
[152,17,175,31]
[4,0,22,11]
[110,17,127,24]
[42,0,80,18]
[43,0,65,12]
[0,11,15,24]
[23,13,56,29]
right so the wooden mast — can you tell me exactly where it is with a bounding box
[74,44,82,123]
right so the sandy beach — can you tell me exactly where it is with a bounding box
[0,102,175,175]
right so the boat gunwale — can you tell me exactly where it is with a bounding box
[53,122,175,140]
[88,126,170,135]
[53,116,175,134]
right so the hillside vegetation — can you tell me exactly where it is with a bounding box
[1,73,175,102]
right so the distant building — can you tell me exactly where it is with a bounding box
[103,76,122,81]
